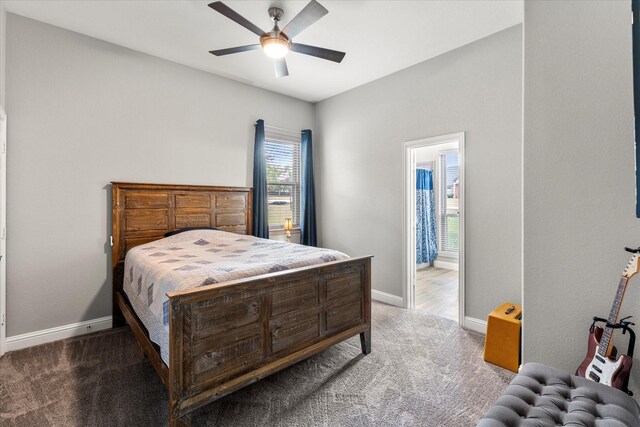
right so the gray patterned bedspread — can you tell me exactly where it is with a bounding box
[123,229,349,364]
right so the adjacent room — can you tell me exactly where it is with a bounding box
[411,136,461,322]
[1,1,640,426]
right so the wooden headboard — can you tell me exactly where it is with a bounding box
[111,182,253,267]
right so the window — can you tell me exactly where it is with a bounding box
[265,130,301,230]
[438,151,459,256]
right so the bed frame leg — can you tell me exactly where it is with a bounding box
[112,263,127,328]
[113,304,127,328]
[169,411,192,427]
[360,328,371,355]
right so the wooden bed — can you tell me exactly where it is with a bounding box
[111,182,372,426]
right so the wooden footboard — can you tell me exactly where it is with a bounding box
[166,256,372,425]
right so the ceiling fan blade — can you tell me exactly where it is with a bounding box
[210,44,260,56]
[274,58,289,78]
[282,0,328,39]
[291,43,346,63]
[208,2,265,37]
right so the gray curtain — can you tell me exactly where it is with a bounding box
[301,129,317,246]
[252,119,269,238]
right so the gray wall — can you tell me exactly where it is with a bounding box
[315,25,523,319]
[522,1,640,392]
[5,14,314,336]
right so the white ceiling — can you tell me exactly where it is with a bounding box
[4,0,523,103]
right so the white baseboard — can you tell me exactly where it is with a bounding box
[3,312,481,351]
[463,316,487,334]
[5,316,112,352]
[372,289,404,307]
[434,260,459,271]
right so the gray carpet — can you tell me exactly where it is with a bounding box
[0,302,513,426]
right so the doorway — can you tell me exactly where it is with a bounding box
[403,132,464,324]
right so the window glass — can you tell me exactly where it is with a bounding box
[439,152,459,254]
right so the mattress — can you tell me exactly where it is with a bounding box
[123,229,349,364]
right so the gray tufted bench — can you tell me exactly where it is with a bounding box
[477,363,640,426]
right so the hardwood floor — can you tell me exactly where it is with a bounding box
[415,266,458,321]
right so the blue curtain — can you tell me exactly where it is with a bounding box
[301,129,317,246]
[416,169,437,264]
[252,120,269,238]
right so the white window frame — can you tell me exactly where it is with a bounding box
[437,149,460,259]
[264,127,302,231]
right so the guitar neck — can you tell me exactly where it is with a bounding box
[598,276,629,358]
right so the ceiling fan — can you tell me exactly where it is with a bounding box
[208,0,346,78]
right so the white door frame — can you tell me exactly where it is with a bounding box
[0,107,6,357]
[0,0,7,357]
[402,132,465,325]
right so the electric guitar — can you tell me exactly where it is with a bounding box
[576,248,638,390]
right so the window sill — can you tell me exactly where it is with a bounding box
[438,251,459,260]
[269,228,301,235]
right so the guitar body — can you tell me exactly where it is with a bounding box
[577,326,633,390]
[576,248,639,391]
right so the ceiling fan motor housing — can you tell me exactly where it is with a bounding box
[260,31,290,47]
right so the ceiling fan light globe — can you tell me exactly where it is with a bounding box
[261,37,290,59]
